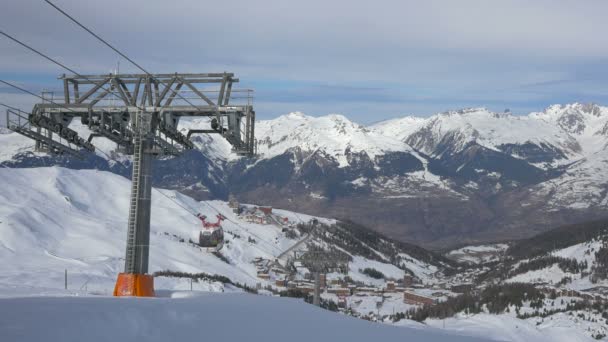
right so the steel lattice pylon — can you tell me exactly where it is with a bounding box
[5,72,256,296]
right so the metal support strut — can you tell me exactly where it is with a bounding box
[114,110,156,296]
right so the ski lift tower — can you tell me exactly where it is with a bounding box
[5,72,256,296]
[300,249,350,306]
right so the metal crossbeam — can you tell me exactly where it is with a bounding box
[42,73,255,155]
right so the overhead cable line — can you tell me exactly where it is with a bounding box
[0,30,144,110]
[0,102,27,113]
[43,0,151,77]
[43,0,219,113]
[0,79,80,114]
[0,30,197,220]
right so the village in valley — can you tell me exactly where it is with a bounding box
[227,196,463,319]
[224,194,608,337]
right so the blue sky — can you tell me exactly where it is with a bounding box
[2,0,608,124]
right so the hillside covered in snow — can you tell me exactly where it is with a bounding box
[0,166,450,295]
[432,220,608,341]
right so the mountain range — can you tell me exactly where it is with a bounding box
[3,102,608,249]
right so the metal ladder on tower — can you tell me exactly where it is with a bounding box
[125,116,143,273]
[114,109,155,296]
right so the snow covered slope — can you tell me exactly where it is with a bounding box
[505,239,607,290]
[0,130,37,163]
[424,312,601,342]
[0,294,492,342]
[369,116,428,142]
[0,167,321,294]
[530,147,608,210]
[530,103,608,155]
[0,166,443,295]
[0,167,497,342]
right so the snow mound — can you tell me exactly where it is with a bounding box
[0,294,493,342]
[425,313,598,342]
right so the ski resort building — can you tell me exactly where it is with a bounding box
[403,292,437,306]
[258,206,273,215]
[403,275,415,287]
[257,272,271,280]
[228,195,241,214]
[327,287,350,296]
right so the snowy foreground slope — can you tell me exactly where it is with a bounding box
[0,294,491,342]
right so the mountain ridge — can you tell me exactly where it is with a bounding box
[3,103,608,248]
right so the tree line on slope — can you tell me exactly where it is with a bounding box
[507,219,608,259]
[509,256,588,278]
[474,255,588,284]
[591,242,608,282]
[297,220,455,275]
[393,283,608,323]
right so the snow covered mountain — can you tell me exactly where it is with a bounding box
[373,107,582,165]
[227,103,608,247]
[3,103,608,248]
[255,112,417,166]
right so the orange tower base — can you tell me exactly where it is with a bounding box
[113,273,155,297]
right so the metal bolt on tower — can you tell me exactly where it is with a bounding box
[5,72,256,296]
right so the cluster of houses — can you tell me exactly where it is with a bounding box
[251,247,460,310]
[228,197,294,228]
[232,196,455,310]
[261,266,445,307]
[242,206,275,225]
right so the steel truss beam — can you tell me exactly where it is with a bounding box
[51,72,255,155]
